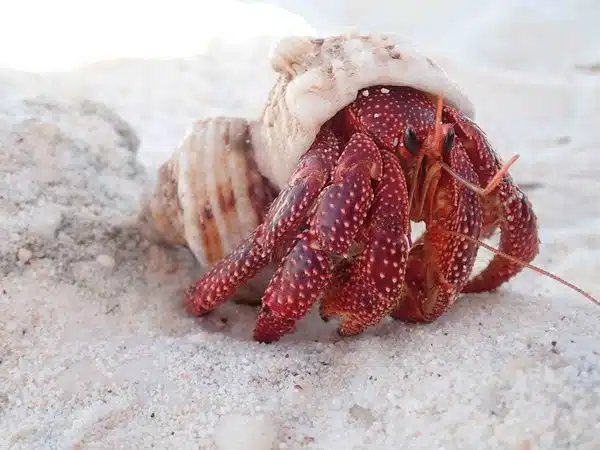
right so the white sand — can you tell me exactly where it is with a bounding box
[1,2,599,449]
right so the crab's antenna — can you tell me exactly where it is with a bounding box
[440,154,520,198]
[406,154,423,216]
[444,229,599,307]
[433,95,444,151]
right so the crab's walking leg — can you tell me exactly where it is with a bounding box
[253,133,383,343]
[184,126,342,316]
[446,109,540,293]
[319,151,411,336]
[391,142,482,322]
[462,184,538,293]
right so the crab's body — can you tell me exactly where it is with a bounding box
[140,31,539,342]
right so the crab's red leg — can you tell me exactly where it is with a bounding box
[319,151,411,336]
[391,141,483,322]
[445,108,540,293]
[253,132,383,343]
[184,126,342,316]
[462,183,538,293]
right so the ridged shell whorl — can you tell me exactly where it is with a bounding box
[139,117,278,267]
[252,31,475,189]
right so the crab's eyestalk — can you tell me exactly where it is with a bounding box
[421,94,453,159]
[442,128,455,153]
[403,127,419,155]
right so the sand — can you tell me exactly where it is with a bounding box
[1,2,599,449]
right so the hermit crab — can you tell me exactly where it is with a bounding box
[140,31,596,343]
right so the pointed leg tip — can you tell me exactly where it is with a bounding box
[319,308,334,322]
[336,327,362,338]
[389,310,403,321]
[336,318,367,338]
[336,327,352,337]
[253,334,277,344]
[184,301,213,317]
[462,279,502,294]
[253,327,288,344]
[183,286,214,317]
[253,307,297,343]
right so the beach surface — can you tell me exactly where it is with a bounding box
[1,1,599,449]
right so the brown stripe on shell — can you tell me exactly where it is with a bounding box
[161,117,279,267]
[198,118,278,264]
[239,123,279,224]
[155,159,186,245]
[138,156,187,247]
[201,118,233,264]
[198,199,224,265]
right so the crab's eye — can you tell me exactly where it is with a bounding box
[443,128,455,153]
[403,127,419,155]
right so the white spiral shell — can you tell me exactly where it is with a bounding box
[138,117,278,268]
[139,31,475,277]
[253,30,475,189]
